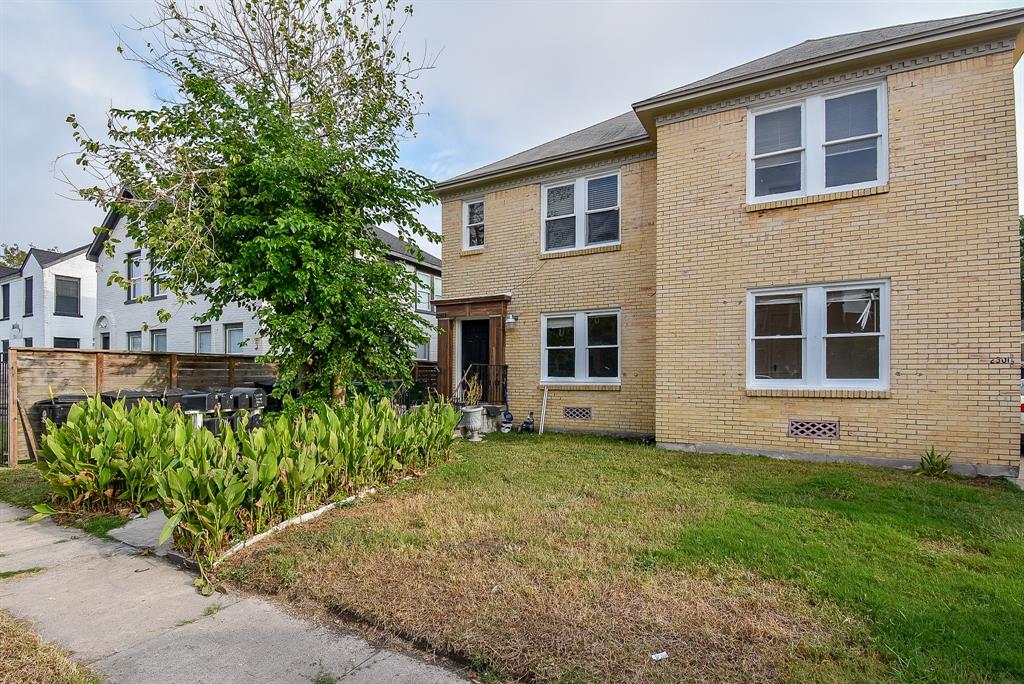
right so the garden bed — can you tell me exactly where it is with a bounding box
[223,433,1024,683]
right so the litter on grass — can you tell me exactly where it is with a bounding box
[651,651,669,662]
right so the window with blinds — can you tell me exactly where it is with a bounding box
[542,171,620,253]
[54,276,80,316]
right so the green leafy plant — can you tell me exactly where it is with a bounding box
[915,447,952,477]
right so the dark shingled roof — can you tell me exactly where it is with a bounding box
[434,111,649,190]
[373,226,441,271]
[1,244,90,277]
[637,9,1024,107]
[437,8,1024,191]
[0,265,18,280]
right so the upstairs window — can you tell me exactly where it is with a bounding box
[1,283,8,319]
[150,259,167,298]
[23,276,33,316]
[126,251,143,302]
[415,273,432,311]
[747,280,889,390]
[542,172,620,253]
[748,83,886,203]
[463,200,484,249]
[54,276,80,316]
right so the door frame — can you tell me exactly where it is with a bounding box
[454,316,490,392]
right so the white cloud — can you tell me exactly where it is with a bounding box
[1,0,156,250]
[3,0,1022,257]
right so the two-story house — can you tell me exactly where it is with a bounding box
[433,9,1023,477]
[87,212,442,359]
[0,245,97,352]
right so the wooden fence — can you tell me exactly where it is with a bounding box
[3,348,276,466]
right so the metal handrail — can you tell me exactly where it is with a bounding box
[453,363,508,408]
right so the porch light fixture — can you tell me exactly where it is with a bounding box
[504,313,519,327]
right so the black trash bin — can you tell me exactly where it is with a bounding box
[38,394,89,427]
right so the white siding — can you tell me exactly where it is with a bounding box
[0,250,96,350]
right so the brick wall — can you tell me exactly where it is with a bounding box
[655,51,1020,474]
[440,158,657,435]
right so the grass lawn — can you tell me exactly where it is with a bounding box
[0,609,97,684]
[224,433,1024,684]
[0,467,126,541]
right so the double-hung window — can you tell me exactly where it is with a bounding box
[151,329,167,352]
[126,251,143,302]
[463,200,484,249]
[54,276,80,316]
[542,172,620,253]
[224,324,244,353]
[1,283,9,319]
[126,331,142,351]
[541,309,620,383]
[194,325,212,353]
[748,83,887,203]
[415,273,433,311]
[747,280,889,390]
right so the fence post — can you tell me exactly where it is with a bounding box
[95,352,105,395]
[228,357,237,387]
[6,349,17,467]
[169,354,178,388]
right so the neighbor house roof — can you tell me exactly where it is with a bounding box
[373,226,442,272]
[86,209,440,272]
[437,8,1024,194]
[2,244,90,279]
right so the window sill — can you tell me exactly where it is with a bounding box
[150,294,168,302]
[745,184,889,212]
[54,313,82,318]
[22,314,33,318]
[540,382,620,391]
[540,243,621,260]
[460,247,484,256]
[745,388,891,399]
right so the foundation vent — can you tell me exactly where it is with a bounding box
[564,407,593,421]
[788,419,839,440]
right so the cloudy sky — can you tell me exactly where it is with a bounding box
[2,0,1022,257]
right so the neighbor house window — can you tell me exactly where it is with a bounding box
[23,277,33,316]
[151,329,167,352]
[747,280,889,390]
[23,337,33,347]
[542,172,620,253]
[416,273,432,311]
[54,276,80,316]
[1,283,8,319]
[463,200,484,249]
[541,309,620,383]
[748,83,887,202]
[224,324,244,353]
[150,259,167,298]
[415,341,430,360]
[126,251,143,302]
[53,337,79,349]
[194,325,212,353]
[126,331,142,351]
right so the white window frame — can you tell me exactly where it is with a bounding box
[224,323,244,353]
[194,325,212,354]
[462,199,485,250]
[126,331,142,351]
[747,82,887,204]
[541,170,621,254]
[540,308,621,384]
[126,251,143,302]
[150,329,167,352]
[746,279,890,391]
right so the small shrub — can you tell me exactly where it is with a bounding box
[915,447,952,477]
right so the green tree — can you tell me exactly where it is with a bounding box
[0,243,59,269]
[67,0,437,401]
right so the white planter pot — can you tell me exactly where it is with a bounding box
[462,406,484,442]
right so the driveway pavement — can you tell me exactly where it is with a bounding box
[0,503,468,683]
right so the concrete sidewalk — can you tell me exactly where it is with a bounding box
[0,503,468,683]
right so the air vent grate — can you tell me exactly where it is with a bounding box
[788,419,839,440]
[564,407,593,421]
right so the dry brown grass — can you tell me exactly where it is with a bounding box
[226,437,882,683]
[0,610,96,684]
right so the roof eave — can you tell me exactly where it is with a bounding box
[632,11,1024,131]
[433,135,652,196]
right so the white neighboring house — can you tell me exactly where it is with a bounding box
[0,245,97,352]
[87,213,442,360]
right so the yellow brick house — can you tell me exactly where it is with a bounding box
[432,9,1024,477]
